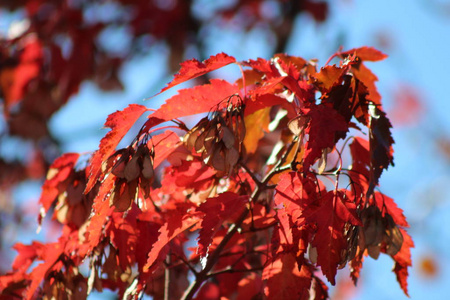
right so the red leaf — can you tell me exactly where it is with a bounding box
[349,137,370,199]
[353,63,383,105]
[339,46,388,62]
[108,210,138,270]
[144,207,201,271]
[159,53,236,94]
[392,228,414,296]
[274,172,318,231]
[26,242,63,300]
[305,191,361,284]
[162,158,216,196]
[242,57,279,78]
[245,93,289,116]
[39,153,79,213]
[86,104,148,192]
[135,220,160,273]
[144,79,239,130]
[368,106,394,196]
[274,172,319,259]
[263,254,314,300]
[303,105,348,171]
[11,242,43,272]
[311,65,346,92]
[236,273,262,300]
[194,282,220,300]
[83,175,115,255]
[1,37,43,110]
[151,130,181,168]
[373,192,408,227]
[196,192,248,258]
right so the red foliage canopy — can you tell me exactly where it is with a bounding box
[0,48,412,300]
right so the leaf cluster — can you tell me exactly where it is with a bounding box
[0,48,413,300]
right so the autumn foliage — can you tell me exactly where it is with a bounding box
[0,48,413,299]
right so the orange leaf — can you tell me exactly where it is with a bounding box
[86,104,148,192]
[159,53,236,94]
[339,46,388,62]
[144,79,239,130]
[243,107,270,154]
[311,65,346,92]
[392,228,414,296]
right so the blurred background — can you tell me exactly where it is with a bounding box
[1,0,449,299]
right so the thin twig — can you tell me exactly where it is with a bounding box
[239,162,263,187]
[173,253,199,276]
[206,266,265,278]
[164,253,171,300]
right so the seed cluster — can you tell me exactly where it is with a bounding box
[184,98,246,173]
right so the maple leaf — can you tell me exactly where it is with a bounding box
[263,254,315,300]
[107,209,139,270]
[235,273,263,300]
[26,242,64,300]
[9,242,44,276]
[196,192,248,258]
[159,53,236,94]
[244,93,290,117]
[349,137,370,200]
[39,153,80,213]
[86,104,148,192]
[392,228,414,296]
[311,65,346,93]
[305,191,361,285]
[135,219,160,273]
[83,175,115,256]
[243,107,270,154]
[353,64,383,105]
[162,158,216,197]
[373,192,408,227]
[282,77,317,105]
[1,37,43,111]
[144,205,201,271]
[303,104,348,171]
[368,106,394,196]
[321,75,354,124]
[274,172,318,227]
[194,281,220,300]
[242,57,280,78]
[144,79,239,131]
[273,172,319,262]
[274,53,309,71]
[339,46,388,62]
[151,130,181,167]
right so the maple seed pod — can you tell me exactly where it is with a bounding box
[361,205,404,259]
[124,155,140,182]
[141,156,154,179]
[184,97,246,173]
[111,156,127,178]
[288,114,310,137]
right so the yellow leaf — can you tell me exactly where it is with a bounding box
[243,108,270,154]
